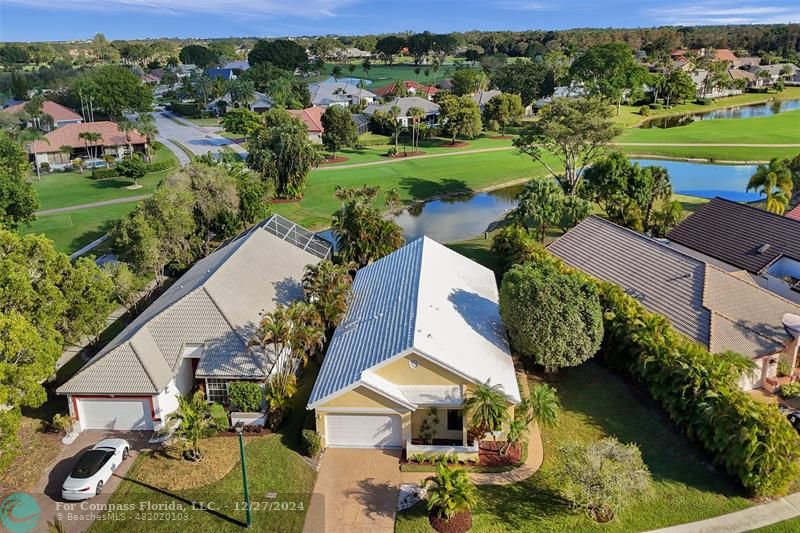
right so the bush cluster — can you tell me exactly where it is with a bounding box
[227,381,263,412]
[169,101,204,118]
[596,280,800,497]
[639,106,650,116]
[146,160,176,173]
[91,168,117,179]
[779,382,800,399]
[519,251,800,497]
[301,429,322,457]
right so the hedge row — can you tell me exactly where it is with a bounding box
[90,158,177,179]
[525,249,800,496]
[169,101,204,118]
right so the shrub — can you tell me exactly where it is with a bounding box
[520,250,800,497]
[301,429,322,457]
[39,162,50,172]
[386,147,398,157]
[779,382,800,399]
[638,106,650,116]
[227,381,263,412]
[696,97,714,105]
[556,437,652,522]
[91,168,117,179]
[777,359,792,377]
[169,101,204,117]
[649,103,663,110]
[51,413,76,435]
[209,403,229,430]
[146,160,177,173]
[411,453,427,464]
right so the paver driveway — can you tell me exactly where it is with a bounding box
[29,430,153,533]
[303,449,401,533]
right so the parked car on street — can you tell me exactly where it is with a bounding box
[61,438,130,501]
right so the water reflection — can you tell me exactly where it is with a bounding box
[641,99,800,129]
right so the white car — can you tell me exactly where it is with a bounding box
[61,438,130,501]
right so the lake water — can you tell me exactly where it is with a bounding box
[391,159,759,243]
[322,76,373,85]
[641,98,800,128]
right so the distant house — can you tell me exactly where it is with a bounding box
[175,64,199,78]
[471,89,502,111]
[288,106,325,143]
[207,68,237,81]
[373,81,439,100]
[2,100,83,131]
[309,82,377,108]
[549,216,800,392]
[691,69,744,98]
[331,47,371,60]
[751,64,800,85]
[671,48,737,63]
[535,85,586,107]
[786,205,800,222]
[667,198,800,305]
[733,56,761,68]
[222,60,249,71]
[207,91,273,114]
[728,68,758,88]
[28,121,146,170]
[363,96,440,126]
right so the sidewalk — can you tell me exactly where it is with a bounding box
[650,492,800,533]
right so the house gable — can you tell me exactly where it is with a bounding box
[316,386,410,411]
[374,353,468,387]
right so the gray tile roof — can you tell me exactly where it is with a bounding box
[549,216,799,358]
[363,96,440,117]
[309,237,519,408]
[58,216,327,395]
[667,197,800,274]
[309,82,376,107]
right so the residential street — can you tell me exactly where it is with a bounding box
[151,110,248,160]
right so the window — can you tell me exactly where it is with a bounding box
[206,379,229,403]
[447,409,463,431]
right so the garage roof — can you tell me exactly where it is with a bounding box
[308,237,520,409]
[58,216,328,395]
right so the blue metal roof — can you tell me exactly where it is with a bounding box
[309,238,423,405]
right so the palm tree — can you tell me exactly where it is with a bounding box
[424,463,478,525]
[388,105,402,153]
[18,129,49,180]
[519,383,560,429]
[384,187,401,211]
[195,75,214,108]
[164,390,215,461]
[747,158,793,214]
[250,304,295,398]
[136,116,158,161]
[463,381,508,442]
[78,131,103,161]
[361,58,372,76]
[406,106,425,154]
[266,77,292,107]
[58,145,72,166]
[230,79,256,109]
[118,118,136,155]
[331,66,343,81]
[501,417,527,456]
[302,260,352,333]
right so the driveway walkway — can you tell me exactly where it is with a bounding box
[30,430,154,533]
[153,111,247,159]
[303,449,402,533]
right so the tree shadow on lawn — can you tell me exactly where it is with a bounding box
[398,177,471,201]
[478,477,569,528]
[554,362,746,498]
[66,217,120,256]
[87,177,140,190]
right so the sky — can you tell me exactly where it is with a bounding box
[0,0,798,42]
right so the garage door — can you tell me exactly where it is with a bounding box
[77,398,154,430]
[325,414,402,448]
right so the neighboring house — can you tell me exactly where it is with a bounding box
[2,100,83,130]
[29,121,146,170]
[671,48,737,63]
[667,197,800,305]
[472,89,502,111]
[307,237,520,453]
[728,68,758,88]
[691,69,744,98]
[207,91,273,114]
[207,68,237,81]
[363,96,440,126]
[175,64,199,78]
[331,47,371,60]
[535,85,587,107]
[785,204,800,222]
[733,56,761,68]
[140,73,160,85]
[373,81,439,100]
[288,106,325,143]
[222,60,250,71]
[309,82,377,108]
[57,215,332,432]
[751,63,800,85]
[549,216,800,392]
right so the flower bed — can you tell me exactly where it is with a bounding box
[478,440,521,467]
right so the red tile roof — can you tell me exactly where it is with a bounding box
[30,121,146,153]
[289,106,325,133]
[373,80,439,98]
[786,205,800,221]
[2,100,82,123]
[670,48,737,62]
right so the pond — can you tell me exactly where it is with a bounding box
[641,98,800,128]
[322,76,373,85]
[391,159,759,243]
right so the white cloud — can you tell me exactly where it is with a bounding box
[647,2,798,25]
[2,0,359,18]
[497,1,554,11]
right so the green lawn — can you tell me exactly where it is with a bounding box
[323,134,513,166]
[20,202,138,253]
[188,117,222,127]
[612,87,800,128]
[89,365,319,533]
[273,147,555,229]
[616,108,800,147]
[618,144,800,162]
[396,363,752,533]
[752,516,800,532]
[32,144,178,211]
[316,62,472,89]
